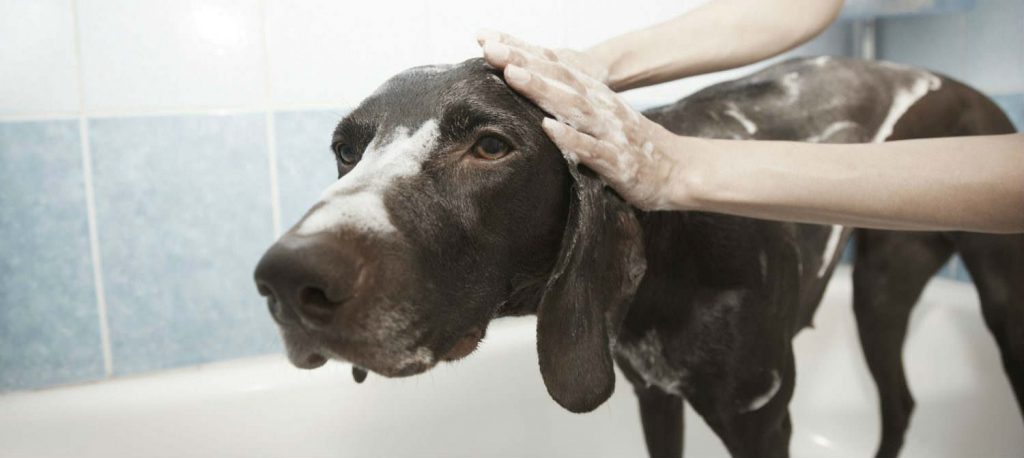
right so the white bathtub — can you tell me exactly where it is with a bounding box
[1,267,1021,458]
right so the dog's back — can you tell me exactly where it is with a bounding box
[641,56,1017,332]
[622,56,1022,458]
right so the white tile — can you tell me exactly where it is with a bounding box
[0,0,79,116]
[426,0,566,65]
[265,0,430,108]
[77,0,265,112]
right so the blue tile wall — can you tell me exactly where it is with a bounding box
[274,110,347,230]
[0,121,104,391]
[89,114,280,375]
[879,0,1024,95]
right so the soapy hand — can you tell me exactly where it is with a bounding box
[477,30,686,211]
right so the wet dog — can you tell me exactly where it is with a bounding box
[254,57,1022,458]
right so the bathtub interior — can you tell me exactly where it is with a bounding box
[0,267,1021,458]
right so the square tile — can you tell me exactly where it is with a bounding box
[89,114,280,375]
[0,120,103,390]
[265,0,430,108]
[77,0,265,111]
[0,0,79,115]
[274,110,347,230]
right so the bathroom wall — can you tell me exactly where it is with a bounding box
[0,0,1016,391]
[875,0,1024,280]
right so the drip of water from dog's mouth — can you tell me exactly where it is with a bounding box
[352,366,368,383]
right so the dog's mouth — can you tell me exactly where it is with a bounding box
[282,327,486,381]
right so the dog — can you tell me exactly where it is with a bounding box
[254,56,1022,458]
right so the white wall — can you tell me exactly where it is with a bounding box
[0,0,857,118]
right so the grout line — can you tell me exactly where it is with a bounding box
[265,111,282,238]
[78,117,113,378]
[70,0,113,377]
[258,0,281,238]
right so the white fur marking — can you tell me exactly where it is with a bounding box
[723,103,758,134]
[296,120,440,235]
[817,225,844,277]
[743,370,782,412]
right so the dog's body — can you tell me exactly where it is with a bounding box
[610,57,1023,458]
[254,57,1022,458]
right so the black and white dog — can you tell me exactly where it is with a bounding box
[254,56,1022,458]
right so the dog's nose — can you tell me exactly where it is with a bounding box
[254,234,363,328]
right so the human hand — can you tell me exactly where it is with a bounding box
[476,30,687,211]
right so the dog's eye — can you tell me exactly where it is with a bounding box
[472,135,512,160]
[334,143,361,165]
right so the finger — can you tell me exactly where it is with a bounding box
[542,118,622,181]
[476,29,560,62]
[504,65,594,128]
[483,42,586,93]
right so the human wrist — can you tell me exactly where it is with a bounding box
[655,130,720,212]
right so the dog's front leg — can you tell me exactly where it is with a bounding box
[635,385,684,458]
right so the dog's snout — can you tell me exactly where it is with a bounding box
[254,234,363,328]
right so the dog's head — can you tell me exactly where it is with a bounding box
[254,58,645,412]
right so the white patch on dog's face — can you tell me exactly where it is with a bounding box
[296,120,440,236]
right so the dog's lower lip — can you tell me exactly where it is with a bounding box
[442,329,484,361]
[299,353,327,369]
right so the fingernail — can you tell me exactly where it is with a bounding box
[505,65,531,85]
[542,117,564,135]
[475,29,501,45]
[483,42,510,62]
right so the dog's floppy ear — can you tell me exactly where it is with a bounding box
[536,163,646,413]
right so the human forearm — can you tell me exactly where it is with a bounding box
[588,0,844,91]
[676,133,1024,233]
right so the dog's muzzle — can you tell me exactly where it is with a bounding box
[254,232,365,331]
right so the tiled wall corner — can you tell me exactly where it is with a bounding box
[0,121,104,390]
[88,114,280,375]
